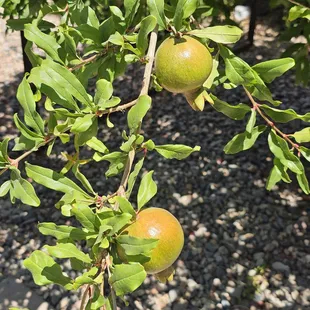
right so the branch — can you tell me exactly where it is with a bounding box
[80,284,91,310]
[117,27,159,197]
[288,0,310,9]
[243,87,300,151]
[0,137,55,176]
[97,99,138,116]
[68,45,117,72]
[106,254,117,310]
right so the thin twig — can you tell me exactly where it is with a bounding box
[98,99,138,116]
[243,87,300,151]
[190,15,203,29]
[288,0,310,9]
[80,284,91,310]
[0,137,55,176]
[116,27,159,197]
[106,255,117,310]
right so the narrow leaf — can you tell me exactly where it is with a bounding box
[137,171,157,210]
[17,76,45,135]
[252,58,295,83]
[24,23,63,64]
[188,26,243,44]
[25,163,89,196]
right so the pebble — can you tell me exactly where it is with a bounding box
[213,278,222,287]
[272,262,290,273]
[169,289,178,303]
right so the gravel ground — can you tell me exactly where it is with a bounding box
[0,13,310,310]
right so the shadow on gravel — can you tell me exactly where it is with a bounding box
[1,21,310,310]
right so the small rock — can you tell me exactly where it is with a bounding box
[213,278,221,287]
[37,302,49,310]
[169,289,178,303]
[194,226,207,237]
[272,262,290,273]
[187,279,199,292]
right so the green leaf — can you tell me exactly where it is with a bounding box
[224,126,266,154]
[300,146,310,162]
[291,127,310,143]
[38,223,86,241]
[0,138,10,162]
[115,197,135,216]
[210,95,251,120]
[81,6,100,29]
[71,114,95,133]
[72,163,95,195]
[93,151,127,178]
[203,55,219,89]
[25,41,42,67]
[147,0,167,29]
[124,0,140,26]
[76,118,98,146]
[288,5,310,21]
[219,46,280,106]
[86,137,109,154]
[188,26,243,44]
[266,158,292,191]
[24,23,63,64]
[24,250,72,288]
[155,144,200,160]
[268,130,303,174]
[17,76,45,135]
[137,16,157,55]
[71,204,97,232]
[246,109,257,133]
[29,59,93,109]
[116,235,158,256]
[25,163,89,197]
[94,79,113,105]
[252,58,295,83]
[10,169,40,207]
[102,213,133,236]
[44,243,92,263]
[0,181,11,197]
[126,157,145,198]
[14,114,44,141]
[296,169,310,194]
[173,0,186,31]
[73,267,99,290]
[108,32,124,46]
[183,0,199,18]
[120,135,136,152]
[109,263,146,296]
[260,105,310,123]
[127,95,151,133]
[137,171,157,210]
[143,139,156,151]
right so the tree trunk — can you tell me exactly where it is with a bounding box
[20,31,32,73]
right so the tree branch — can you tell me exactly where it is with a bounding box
[243,87,300,151]
[117,27,159,197]
[288,0,310,9]
[80,284,91,310]
[0,137,55,176]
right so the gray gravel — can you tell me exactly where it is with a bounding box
[1,13,310,310]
